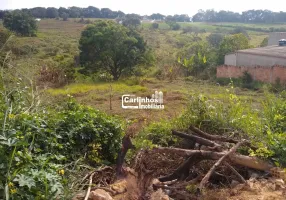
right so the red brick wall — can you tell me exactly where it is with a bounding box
[217,65,286,84]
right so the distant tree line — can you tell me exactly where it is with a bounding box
[2,7,286,23]
[0,7,124,19]
[0,6,190,22]
[192,9,286,23]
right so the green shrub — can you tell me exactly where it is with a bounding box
[170,22,181,30]
[0,67,124,199]
[151,23,159,29]
[3,10,37,36]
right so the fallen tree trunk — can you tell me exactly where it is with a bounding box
[152,147,273,171]
[172,130,223,151]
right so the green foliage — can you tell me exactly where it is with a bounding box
[216,75,264,90]
[166,21,181,30]
[0,30,11,49]
[62,13,69,21]
[3,10,37,36]
[207,33,224,48]
[182,26,206,34]
[79,20,152,80]
[177,40,216,76]
[0,66,123,199]
[241,71,253,89]
[260,37,268,47]
[133,87,286,166]
[53,100,123,163]
[218,33,249,64]
[122,14,141,28]
[142,121,175,146]
[230,27,249,39]
[151,23,159,29]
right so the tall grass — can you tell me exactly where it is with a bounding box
[47,83,147,96]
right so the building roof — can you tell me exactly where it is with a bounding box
[237,45,286,59]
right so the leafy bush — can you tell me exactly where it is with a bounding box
[151,23,159,29]
[3,10,37,36]
[207,33,224,48]
[230,27,249,39]
[260,37,268,47]
[0,67,123,199]
[169,22,181,30]
[54,100,123,163]
[62,13,69,21]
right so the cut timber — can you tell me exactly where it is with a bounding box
[152,147,273,171]
[189,126,239,143]
[172,130,223,151]
[199,141,244,191]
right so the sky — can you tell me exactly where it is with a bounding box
[0,0,285,16]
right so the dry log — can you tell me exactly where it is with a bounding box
[172,130,223,151]
[189,126,239,143]
[84,172,94,200]
[152,147,273,171]
[198,141,244,191]
[224,162,246,183]
[116,135,135,176]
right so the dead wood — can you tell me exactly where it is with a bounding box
[224,162,246,183]
[116,135,135,177]
[172,130,223,151]
[198,141,245,191]
[159,154,204,182]
[189,126,239,143]
[84,172,94,200]
[152,147,273,171]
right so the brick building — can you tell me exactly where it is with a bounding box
[217,45,286,83]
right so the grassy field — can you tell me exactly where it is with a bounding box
[0,19,278,125]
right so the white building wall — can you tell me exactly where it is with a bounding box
[225,54,236,66]
[268,32,286,46]
[236,53,286,67]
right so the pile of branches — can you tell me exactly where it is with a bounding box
[134,126,274,200]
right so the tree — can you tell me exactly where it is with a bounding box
[260,37,268,47]
[166,20,181,30]
[46,7,59,18]
[101,8,113,18]
[58,7,69,17]
[0,10,6,19]
[150,13,165,20]
[151,23,159,29]
[207,33,224,48]
[68,6,82,18]
[83,6,101,18]
[3,10,37,36]
[30,7,46,18]
[79,20,150,80]
[122,14,141,28]
[62,13,69,21]
[178,41,216,76]
[218,33,249,64]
